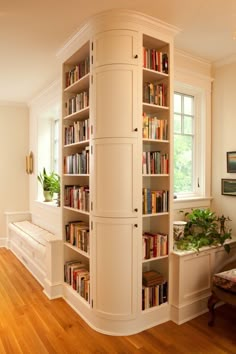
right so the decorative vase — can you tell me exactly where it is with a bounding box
[43,190,53,202]
[173,221,187,241]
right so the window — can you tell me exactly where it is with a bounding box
[52,118,59,173]
[174,87,204,199]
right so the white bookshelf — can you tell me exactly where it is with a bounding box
[59,9,177,335]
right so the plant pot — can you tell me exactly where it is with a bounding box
[43,190,53,202]
[173,221,187,241]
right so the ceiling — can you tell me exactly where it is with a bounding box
[1,0,236,103]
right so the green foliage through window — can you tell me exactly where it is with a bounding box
[174,92,194,194]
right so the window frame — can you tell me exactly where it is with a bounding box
[173,83,206,201]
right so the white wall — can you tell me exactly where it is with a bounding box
[212,62,236,236]
[0,104,29,242]
[28,80,62,237]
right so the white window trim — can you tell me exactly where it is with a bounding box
[174,82,208,202]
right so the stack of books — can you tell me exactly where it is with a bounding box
[143,270,164,286]
[142,270,168,310]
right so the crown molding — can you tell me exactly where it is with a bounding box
[213,54,236,68]
[28,79,61,107]
[175,48,211,67]
[57,9,181,63]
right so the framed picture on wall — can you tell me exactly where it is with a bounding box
[221,178,236,196]
[227,151,236,173]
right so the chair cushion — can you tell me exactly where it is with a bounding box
[213,268,236,293]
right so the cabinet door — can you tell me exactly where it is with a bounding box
[179,252,212,305]
[92,216,139,320]
[93,30,139,66]
[91,65,138,138]
[91,138,139,218]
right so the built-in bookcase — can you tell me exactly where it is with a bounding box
[62,40,91,305]
[141,34,170,311]
[59,10,176,335]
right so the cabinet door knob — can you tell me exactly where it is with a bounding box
[134,54,138,59]
[134,208,138,212]
[134,224,138,228]
[134,128,138,132]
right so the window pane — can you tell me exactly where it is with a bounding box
[174,135,193,193]
[174,114,181,134]
[184,95,193,115]
[174,93,181,113]
[183,115,193,134]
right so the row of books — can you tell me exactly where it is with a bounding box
[65,91,89,116]
[64,118,90,145]
[143,47,168,74]
[64,147,89,174]
[65,56,90,88]
[65,221,90,254]
[64,185,90,212]
[143,188,169,214]
[64,260,90,303]
[143,82,167,107]
[142,151,169,175]
[142,232,168,259]
[142,282,168,310]
[143,113,168,140]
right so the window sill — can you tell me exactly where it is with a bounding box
[35,199,60,208]
[173,196,213,210]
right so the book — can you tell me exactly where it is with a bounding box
[142,270,165,287]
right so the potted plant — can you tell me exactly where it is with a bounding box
[175,208,232,253]
[37,168,60,203]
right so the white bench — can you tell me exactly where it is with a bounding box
[6,214,63,299]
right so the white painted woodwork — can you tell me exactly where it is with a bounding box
[91,138,138,217]
[6,213,63,299]
[93,30,139,66]
[170,240,236,324]
[92,65,138,138]
[92,217,138,319]
[58,9,176,335]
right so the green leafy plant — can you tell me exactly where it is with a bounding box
[37,168,60,197]
[175,208,232,253]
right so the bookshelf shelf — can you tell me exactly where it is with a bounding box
[142,174,169,177]
[64,174,89,177]
[64,242,90,259]
[64,107,90,121]
[64,282,90,306]
[141,301,168,314]
[64,74,90,93]
[142,255,168,263]
[143,68,168,82]
[63,207,90,215]
[142,212,169,217]
[64,140,90,149]
[143,103,169,113]
[143,138,169,144]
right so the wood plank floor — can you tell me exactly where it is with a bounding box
[0,248,235,354]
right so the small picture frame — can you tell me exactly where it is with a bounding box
[227,151,236,173]
[221,178,236,196]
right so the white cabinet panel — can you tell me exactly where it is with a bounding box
[180,252,211,302]
[92,217,138,319]
[93,30,139,66]
[91,138,139,217]
[92,65,138,138]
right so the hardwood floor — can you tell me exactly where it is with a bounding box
[0,248,235,354]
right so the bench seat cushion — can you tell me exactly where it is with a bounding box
[213,268,236,293]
